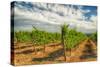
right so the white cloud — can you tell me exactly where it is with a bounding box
[90,15,97,22]
[13,2,97,33]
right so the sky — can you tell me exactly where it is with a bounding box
[11,1,97,34]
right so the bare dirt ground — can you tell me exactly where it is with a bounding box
[11,39,97,66]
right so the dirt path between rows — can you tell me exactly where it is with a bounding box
[69,39,97,62]
[12,39,97,65]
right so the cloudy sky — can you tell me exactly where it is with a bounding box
[11,1,97,34]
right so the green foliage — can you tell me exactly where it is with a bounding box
[61,24,87,49]
[14,31,32,43]
[14,24,89,49]
[65,29,87,49]
[14,28,61,46]
[61,24,68,37]
[90,32,97,41]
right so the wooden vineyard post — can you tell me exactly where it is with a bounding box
[43,34,46,53]
[31,26,41,55]
[61,24,68,61]
[61,33,66,61]
[33,44,37,55]
[43,44,46,53]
